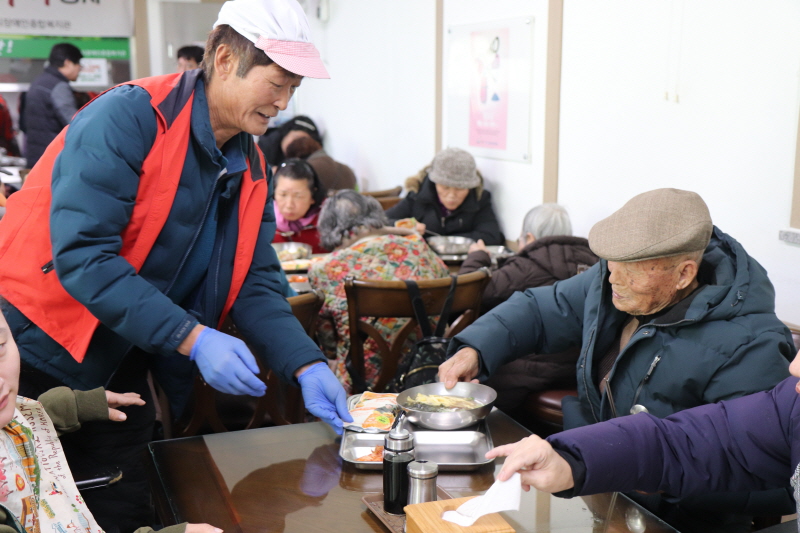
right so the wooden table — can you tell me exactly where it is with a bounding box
[147,409,678,532]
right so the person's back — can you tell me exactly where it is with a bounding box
[23,43,82,168]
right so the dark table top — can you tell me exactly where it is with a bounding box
[147,409,678,532]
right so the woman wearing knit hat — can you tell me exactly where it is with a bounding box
[0,0,351,530]
[386,147,504,245]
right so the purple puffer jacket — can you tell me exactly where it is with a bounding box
[548,376,800,522]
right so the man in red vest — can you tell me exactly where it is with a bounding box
[0,1,349,531]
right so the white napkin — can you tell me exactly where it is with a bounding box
[442,473,521,527]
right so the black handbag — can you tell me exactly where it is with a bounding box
[385,275,458,393]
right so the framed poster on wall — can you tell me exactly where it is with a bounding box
[444,17,533,163]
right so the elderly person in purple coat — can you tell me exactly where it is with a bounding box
[489,349,800,533]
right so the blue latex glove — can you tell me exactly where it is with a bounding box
[297,362,353,434]
[189,327,267,397]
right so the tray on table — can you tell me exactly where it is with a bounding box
[362,486,453,533]
[340,415,494,471]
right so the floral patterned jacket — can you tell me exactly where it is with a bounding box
[308,233,449,393]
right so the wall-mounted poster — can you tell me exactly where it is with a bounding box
[469,28,509,150]
[445,18,532,163]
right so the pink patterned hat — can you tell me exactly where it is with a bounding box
[214,0,330,79]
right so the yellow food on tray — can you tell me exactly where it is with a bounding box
[394,217,417,230]
[404,393,482,412]
[280,259,312,271]
[356,445,384,462]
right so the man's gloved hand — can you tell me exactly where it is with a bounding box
[189,328,267,397]
[297,362,353,434]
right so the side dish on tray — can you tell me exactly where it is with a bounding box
[356,445,384,462]
[344,391,399,432]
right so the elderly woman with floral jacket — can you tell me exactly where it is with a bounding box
[309,191,450,393]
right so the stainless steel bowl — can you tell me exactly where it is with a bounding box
[272,242,313,260]
[427,236,475,256]
[484,245,514,259]
[396,382,496,430]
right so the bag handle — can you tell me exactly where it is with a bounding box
[404,275,458,339]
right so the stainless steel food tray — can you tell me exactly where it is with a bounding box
[339,417,494,471]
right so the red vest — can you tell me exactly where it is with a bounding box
[0,73,267,362]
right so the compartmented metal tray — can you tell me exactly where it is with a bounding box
[339,418,494,471]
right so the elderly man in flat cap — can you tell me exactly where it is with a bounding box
[439,188,794,532]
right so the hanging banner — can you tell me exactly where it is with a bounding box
[0,34,129,60]
[0,0,134,38]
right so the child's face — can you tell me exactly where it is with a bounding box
[0,313,19,427]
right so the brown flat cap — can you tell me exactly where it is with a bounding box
[588,188,712,262]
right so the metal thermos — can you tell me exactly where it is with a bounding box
[383,427,415,515]
[407,460,438,506]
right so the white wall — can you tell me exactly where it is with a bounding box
[442,0,550,242]
[298,0,437,192]
[558,0,800,323]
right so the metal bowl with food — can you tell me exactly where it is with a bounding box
[396,382,496,430]
[427,236,475,256]
[272,242,313,261]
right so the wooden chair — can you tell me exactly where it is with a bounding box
[343,269,490,393]
[362,185,402,198]
[377,196,402,210]
[170,291,323,437]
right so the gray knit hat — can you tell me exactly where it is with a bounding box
[428,147,480,189]
[588,188,712,262]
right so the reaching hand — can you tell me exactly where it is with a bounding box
[297,362,353,435]
[105,391,146,422]
[437,347,481,389]
[415,222,427,235]
[190,327,267,397]
[486,435,575,493]
[468,239,488,254]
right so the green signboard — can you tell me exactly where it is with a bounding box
[0,35,129,60]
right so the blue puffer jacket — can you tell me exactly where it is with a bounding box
[5,73,323,394]
[450,227,794,429]
[548,376,800,526]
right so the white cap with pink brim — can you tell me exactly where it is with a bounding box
[214,0,330,79]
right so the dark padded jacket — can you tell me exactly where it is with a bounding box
[549,376,800,526]
[385,175,504,245]
[450,226,794,429]
[23,66,77,168]
[459,235,598,312]
[450,226,796,523]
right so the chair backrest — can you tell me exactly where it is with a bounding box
[377,196,402,210]
[344,268,490,393]
[362,185,402,198]
[172,290,324,437]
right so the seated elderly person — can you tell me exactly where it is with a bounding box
[386,147,504,245]
[439,188,795,532]
[309,190,449,393]
[459,203,598,411]
[461,203,598,312]
[273,158,328,254]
